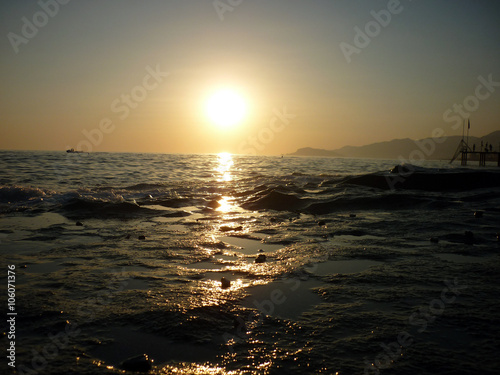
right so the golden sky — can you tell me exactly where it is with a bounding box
[1,0,499,154]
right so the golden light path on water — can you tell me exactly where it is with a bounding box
[216,196,235,213]
[157,364,241,374]
[214,153,242,215]
[152,152,278,374]
[215,152,234,183]
[95,152,293,375]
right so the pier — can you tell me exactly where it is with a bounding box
[449,120,499,167]
[459,150,500,166]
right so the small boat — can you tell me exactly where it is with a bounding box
[66,148,84,153]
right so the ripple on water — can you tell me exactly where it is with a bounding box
[309,259,383,276]
[241,278,324,320]
[219,236,284,255]
[0,239,52,254]
[90,326,222,368]
[0,212,69,230]
[435,253,487,263]
[24,261,61,273]
[185,261,230,271]
[121,278,150,291]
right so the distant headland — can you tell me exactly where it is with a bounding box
[289,131,500,160]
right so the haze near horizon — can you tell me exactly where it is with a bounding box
[1,0,499,155]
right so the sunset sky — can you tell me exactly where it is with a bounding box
[1,0,499,155]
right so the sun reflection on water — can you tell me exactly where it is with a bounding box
[215,152,234,182]
[216,196,235,213]
[159,363,239,374]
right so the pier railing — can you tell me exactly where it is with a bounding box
[460,150,500,166]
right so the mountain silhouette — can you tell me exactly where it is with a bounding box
[289,131,500,160]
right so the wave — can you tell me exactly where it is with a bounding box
[241,190,309,211]
[124,183,168,191]
[154,197,204,208]
[304,194,432,215]
[0,185,50,203]
[342,166,500,191]
[60,198,153,219]
[2,163,499,217]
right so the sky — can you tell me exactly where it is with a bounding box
[1,0,499,155]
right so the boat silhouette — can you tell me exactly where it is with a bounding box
[66,148,84,153]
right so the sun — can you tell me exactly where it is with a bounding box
[205,89,247,128]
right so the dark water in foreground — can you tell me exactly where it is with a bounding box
[1,151,499,374]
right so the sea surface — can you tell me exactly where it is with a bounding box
[1,150,499,375]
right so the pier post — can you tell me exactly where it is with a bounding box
[454,148,500,167]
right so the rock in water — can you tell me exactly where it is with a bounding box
[317,220,326,227]
[76,221,83,226]
[119,354,152,372]
[221,277,231,289]
[255,254,266,263]
[220,225,243,232]
[474,211,484,218]
[206,199,221,209]
[138,235,146,240]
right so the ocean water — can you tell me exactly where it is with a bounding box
[1,150,499,375]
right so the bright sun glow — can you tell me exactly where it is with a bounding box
[205,89,247,127]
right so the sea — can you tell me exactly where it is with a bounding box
[0,150,499,375]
